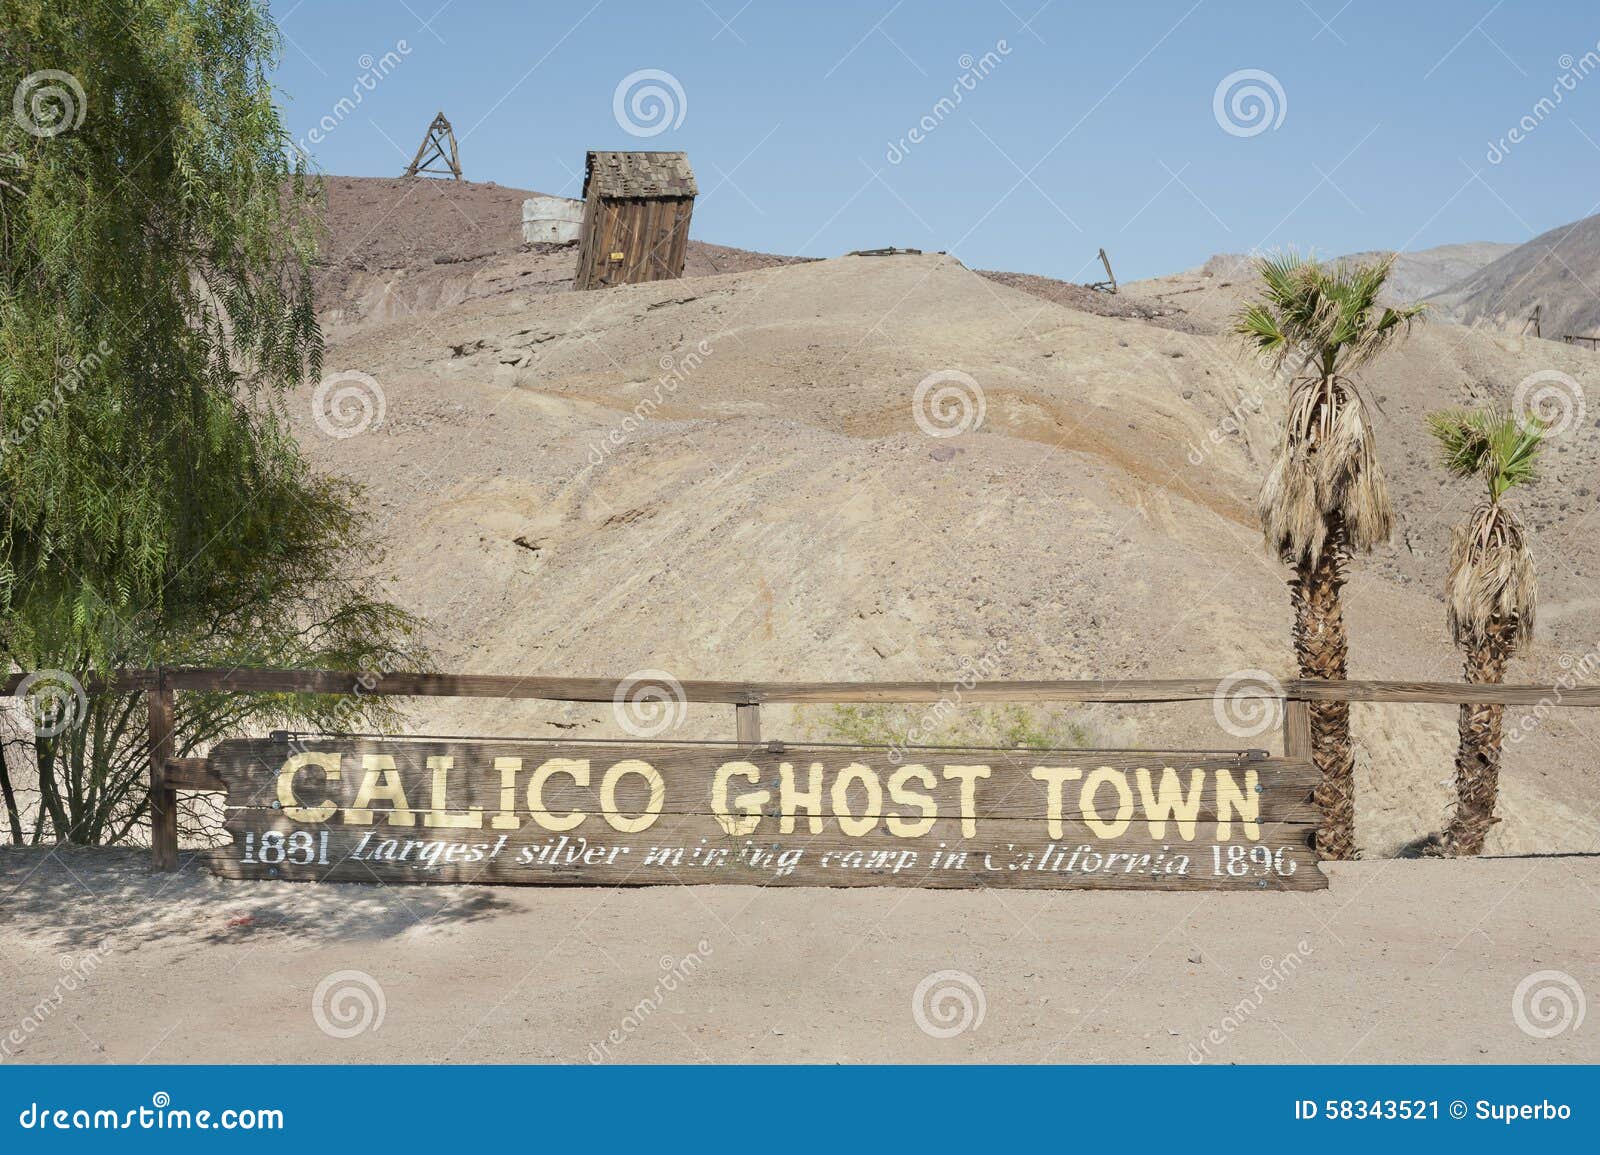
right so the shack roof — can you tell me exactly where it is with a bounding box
[583,151,698,199]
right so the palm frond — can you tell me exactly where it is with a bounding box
[1234,251,1426,376]
[1427,407,1544,500]
[1445,502,1536,651]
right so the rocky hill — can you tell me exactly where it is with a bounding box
[1425,213,1600,339]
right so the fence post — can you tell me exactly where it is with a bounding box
[1282,697,1311,760]
[735,702,761,746]
[148,674,178,872]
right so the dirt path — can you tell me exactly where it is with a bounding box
[1,848,1594,1064]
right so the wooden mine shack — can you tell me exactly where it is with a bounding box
[574,151,697,290]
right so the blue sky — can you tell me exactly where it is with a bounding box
[269,0,1600,281]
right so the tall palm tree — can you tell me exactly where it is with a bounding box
[1235,254,1424,860]
[1426,408,1542,855]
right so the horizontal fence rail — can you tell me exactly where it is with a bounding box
[4,668,1589,876]
[5,668,1600,706]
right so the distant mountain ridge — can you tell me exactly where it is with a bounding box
[1185,242,1517,308]
[1423,213,1600,339]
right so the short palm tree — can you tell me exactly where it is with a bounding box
[1235,254,1424,860]
[1426,408,1542,855]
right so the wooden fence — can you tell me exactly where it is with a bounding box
[9,667,1598,875]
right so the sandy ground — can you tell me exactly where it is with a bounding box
[0,847,1595,1064]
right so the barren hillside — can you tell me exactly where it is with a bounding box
[293,178,1600,859]
[1426,213,1600,338]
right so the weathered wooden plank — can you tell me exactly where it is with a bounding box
[10,668,1599,707]
[1281,679,1597,706]
[735,703,762,745]
[211,813,1322,891]
[160,757,226,792]
[1283,699,1311,760]
[206,738,1316,822]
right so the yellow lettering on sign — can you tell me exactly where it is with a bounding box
[830,763,881,837]
[527,758,589,832]
[1080,767,1134,838]
[276,752,341,823]
[346,755,416,826]
[941,765,990,837]
[426,756,484,829]
[779,762,825,834]
[712,761,766,836]
[601,759,665,833]
[1215,769,1260,841]
[492,757,522,830]
[1030,765,1084,838]
[1135,767,1205,840]
[886,764,937,837]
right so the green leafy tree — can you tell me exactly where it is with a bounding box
[0,1,422,844]
[1235,254,1423,859]
[1424,408,1542,855]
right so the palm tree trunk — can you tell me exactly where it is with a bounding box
[1444,619,1514,855]
[1291,517,1356,859]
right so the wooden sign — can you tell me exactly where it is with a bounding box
[207,738,1324,890]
